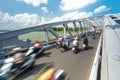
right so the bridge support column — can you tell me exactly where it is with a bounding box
[63,24,73,38]
[45,29,49,45]
[79,21,83,34]
[73,22,79,36]
[47,28,59,39]
[63,24,66,38]
[83,20,86,34]
[79,21,83,35]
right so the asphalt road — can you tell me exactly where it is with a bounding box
[14,37,99,80]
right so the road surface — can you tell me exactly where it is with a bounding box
[14,37,99,80]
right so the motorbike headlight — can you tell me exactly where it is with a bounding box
[72,48,75,50]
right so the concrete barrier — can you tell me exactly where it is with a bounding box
[89,34,102,80]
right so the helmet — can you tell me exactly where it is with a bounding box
[59,35,62,37]
[74,37,78,40]
[34,40,39,43]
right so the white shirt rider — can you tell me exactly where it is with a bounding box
[73,38,79,46]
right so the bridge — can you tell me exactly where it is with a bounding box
[0,14,120,80]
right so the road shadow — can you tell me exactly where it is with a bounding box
[79,46,94,52]
[88,46,94,50]
[72,48,82,54]
[36,52,52,58]
[13,62,53,80]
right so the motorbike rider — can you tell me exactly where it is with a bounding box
[82,35,89,49]
[72,37,79,47]
[57,35,64,47]
[33,40,42,53]
[8,47,22,57]
[11,52,24,72]
[62,38,69,49]
[13,52,24,63]
[92,31,96,39]
[25,40,42,56]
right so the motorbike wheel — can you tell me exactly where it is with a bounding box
[55,44,60,49]
[73,49,78,54]
[73,50,75,54]
[60,48,65,52]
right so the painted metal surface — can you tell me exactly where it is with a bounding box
[105,27,120,80]
[0,18,99,51]
[101,14,120,80]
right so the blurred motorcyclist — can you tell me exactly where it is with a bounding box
[91,31,96,39]
[13,52,24,63]
[33,40,42,53]
[8,47,22,57]
[25,40,42,56]
[11,52,24,72]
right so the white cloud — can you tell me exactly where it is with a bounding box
[61,11,93,20]
[60,0,97,11]
[94,5,110,14]
[41,16,46,23]
[49,17,61,23]
[18,0,48,7]
[0,12,41,30]
[49,11,93,23]
[0,12,13,23]
[0,11,93,30]
[41,7,49,13]
[13,13,41,26]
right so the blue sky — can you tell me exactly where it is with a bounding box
[0,0,120,30]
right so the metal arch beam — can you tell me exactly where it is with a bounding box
[73,22,79,36]
[81,20,86,34]
[0,19,79,40]
[63,24,66,38]
[66,24,74,37]
[46,28,59,39]
[78,21,84,34]
[85,19,97,31]
[63,23,73,38]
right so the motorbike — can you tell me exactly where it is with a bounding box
[52,68,70,80]
[0,47,29,60]
[56,41,62,49]
[82,42,88,50]
[60,42,69,52]
[91,32,96,39]
[25,46,44,57]
[0,54,36,80]
[36,63,70,80]
[72,46,79,54]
